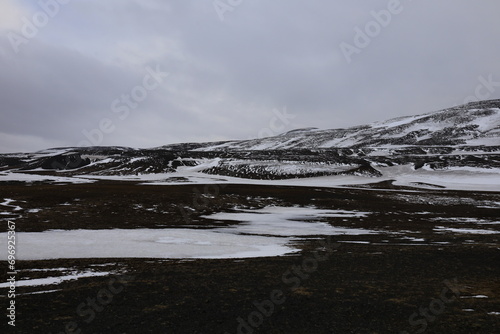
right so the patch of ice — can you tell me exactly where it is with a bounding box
[1,198,22,211]
[23,267,71,272]
[202,206,375,237]
[460,295,488,299]
[476,221,500,225]
[434,226,499,234]
[0,206,376,260]
[477,201,500,209]
[0,270,111,288]
[1,199,15,206]
[337,241,371,244]
[89,263,117,267]
[0,173,94,184]
[430,218,500,225]
[400,236,426,242]
[156,237,212,246]
[18,289,61,296]
[0,228,296,260]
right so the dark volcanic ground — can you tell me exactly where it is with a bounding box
[1,182,499,333]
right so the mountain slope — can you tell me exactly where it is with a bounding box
[0,100,499,184]
[177,100,500,151]
[155,100,500,151]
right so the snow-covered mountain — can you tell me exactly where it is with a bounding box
[1,100,499,185]
[166,99,500,151]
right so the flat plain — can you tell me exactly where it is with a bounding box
[1,180,499,333]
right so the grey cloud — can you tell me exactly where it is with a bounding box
[1,0,499,152]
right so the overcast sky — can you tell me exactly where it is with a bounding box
[1,0,499,153]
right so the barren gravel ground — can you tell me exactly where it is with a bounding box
[1,181,499,333]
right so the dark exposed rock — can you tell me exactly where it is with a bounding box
[40,154,90,170]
